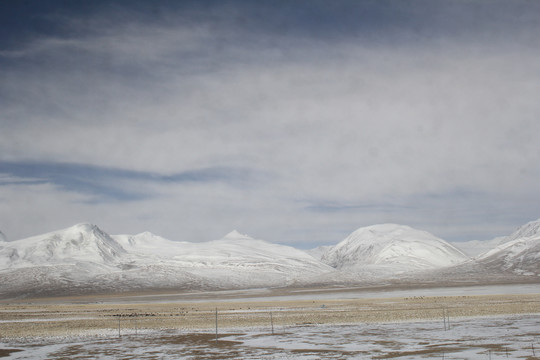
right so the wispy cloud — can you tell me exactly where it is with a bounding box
[0,161,261,202]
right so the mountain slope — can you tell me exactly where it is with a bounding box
[502,218,540,243]
[321,224,468,272]
[476,219,540,276]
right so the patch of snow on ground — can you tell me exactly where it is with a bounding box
[1,314,539,359]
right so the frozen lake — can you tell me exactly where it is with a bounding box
[86,282,540,304]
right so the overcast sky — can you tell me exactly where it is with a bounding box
[1,0,540,247]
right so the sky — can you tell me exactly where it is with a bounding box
[1,0,540,247]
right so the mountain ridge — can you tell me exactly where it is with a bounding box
[1,220,538,298]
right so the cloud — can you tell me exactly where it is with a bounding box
[0,161,262,202]
[1,1,540,245]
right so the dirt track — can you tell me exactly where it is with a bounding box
[1,292,539,338]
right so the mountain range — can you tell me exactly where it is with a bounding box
[0,219,539,298]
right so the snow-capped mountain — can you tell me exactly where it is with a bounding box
[0,223,127,269]
[113,229,333,285]
[321,224,469,272]
[0,224,131,298]
[1,221,538,299]
[114,229,330,270]
[476,219,540,276]
[0,225,334,298]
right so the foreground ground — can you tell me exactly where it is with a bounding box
[0,285,539,359]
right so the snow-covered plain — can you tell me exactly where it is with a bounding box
[1,314,538,359]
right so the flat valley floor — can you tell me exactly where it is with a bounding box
[0,285,539,359]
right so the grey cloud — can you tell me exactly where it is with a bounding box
[1,1,540,245]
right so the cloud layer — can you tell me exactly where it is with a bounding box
[1,1,540,245]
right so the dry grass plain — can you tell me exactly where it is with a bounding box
[0,291,539,338]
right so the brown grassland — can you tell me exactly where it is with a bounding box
[0,291,538,338]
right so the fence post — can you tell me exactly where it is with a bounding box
[270,312,274,335]
[215,308,218,343]
[443,309,446,331]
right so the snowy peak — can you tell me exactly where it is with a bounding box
[112,231,187,258]
[321,224,468,271]
[503,218,540,243]
[58,224,126,262]
[116,231,172,247]
[222,230,253,240]
[0,223,126,268]
[71,223,99,233]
